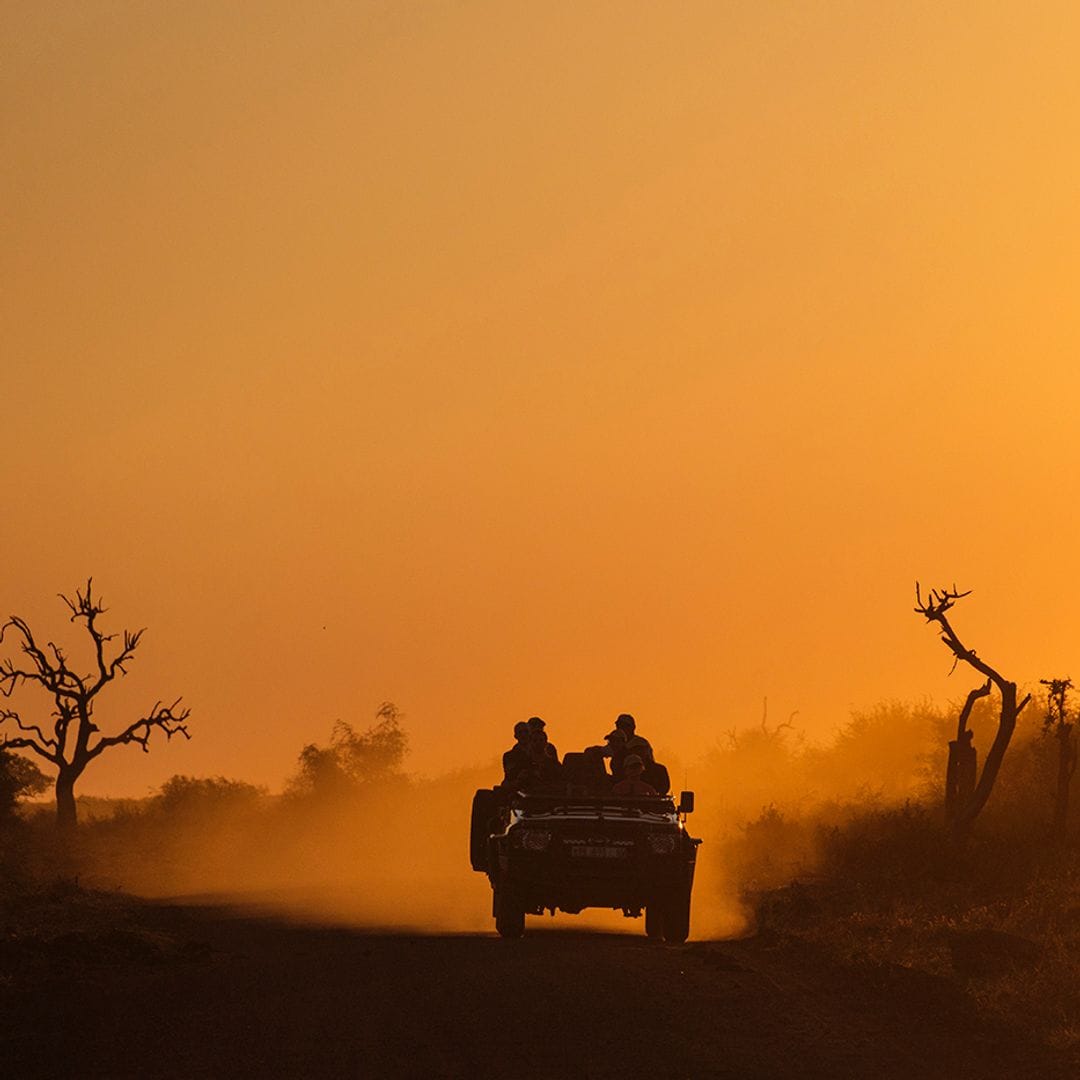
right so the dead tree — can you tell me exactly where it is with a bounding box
[0,580,190,830]
[944,679,990,827]
[915,584,1030,838]
[1039,677,1077,839]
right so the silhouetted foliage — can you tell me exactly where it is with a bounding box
[0,749,49,822]
[0,580,190,829]
[156,775,266,818]
[288,702,408,799]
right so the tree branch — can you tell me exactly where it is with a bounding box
[58,579,144,698]
[87,699,191,760]
[0,707,59,751]
[914,583,1010,692]
[0,707,60,764]
[0,617,83,700]
[956,679,992,741]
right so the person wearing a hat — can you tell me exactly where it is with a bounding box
[612,753,658,796]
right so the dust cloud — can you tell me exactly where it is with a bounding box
[68,699,969,939]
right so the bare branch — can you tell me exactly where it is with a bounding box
[0,707,60,765]
[956,678,992,741]
[0,707,59,751]
[913,582,1008,691]
[0,736,60,765]
[87,698,191,760]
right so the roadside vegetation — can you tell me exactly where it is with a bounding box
[711,700,1080,1053]
[2,584,1079,1058]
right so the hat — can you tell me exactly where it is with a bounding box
[604,729,625,742]
[623,754,644,768]
[527,716,545,729]
[615,713,636,731]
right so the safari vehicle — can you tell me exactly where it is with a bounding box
[469,782,700,942]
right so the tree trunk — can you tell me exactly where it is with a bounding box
[945,734,977,826]
[1053,723,1076,837]
[56,770,78,831]
[953,681,1024,840]
[945,742,959,824]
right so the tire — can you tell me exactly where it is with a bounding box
[645,905,665,939]
[494,888,525,939]
[662,887,691,944]
[470,789,502,872]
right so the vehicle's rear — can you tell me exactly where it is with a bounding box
[503,797,692,914]
[472,791,699,942]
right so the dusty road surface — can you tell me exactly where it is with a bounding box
[3,902,1074,1079]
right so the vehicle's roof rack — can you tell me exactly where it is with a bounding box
[509,792,676,810]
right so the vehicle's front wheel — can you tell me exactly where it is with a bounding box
[662,887,691,944]
[493,888,525,939]
[645,904,665,939]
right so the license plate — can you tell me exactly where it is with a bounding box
[571,846,627,859]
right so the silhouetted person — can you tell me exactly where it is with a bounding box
[527,716,559,763]
[615,713,653,762]
[599,728,628,783]
[639,743,671,795]
[501,721,532,787]
[521,731,563,791]
[612,754,658,796]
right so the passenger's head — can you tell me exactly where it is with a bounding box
[604,729,626,749]
[615,713,636,734]
[513,721,530,743]
[623,753,644,777]
[527,716,546,734]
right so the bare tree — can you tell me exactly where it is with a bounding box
[944,678,991,828]
[0,580,190,830]
[1039,677,1077,839]
[915,584,1030,838]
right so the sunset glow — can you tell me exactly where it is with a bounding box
[6,2,1080,795]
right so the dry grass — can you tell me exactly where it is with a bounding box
[739,804,1080,1053]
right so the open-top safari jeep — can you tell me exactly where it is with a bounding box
[470,780,699,942]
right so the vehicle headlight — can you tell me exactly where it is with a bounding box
[519,829,552,851]
[647,833,677,855]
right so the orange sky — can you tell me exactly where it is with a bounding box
[5,2,1080,796]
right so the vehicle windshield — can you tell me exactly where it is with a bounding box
[512,794,677,823]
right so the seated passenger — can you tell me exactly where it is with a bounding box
[639,744,671,796]
[527,716,559,763]
[612,754,658,796]
[615,713,653,762]
[591,728,627,784]
[520,731,564,791]
[501,721,532,787]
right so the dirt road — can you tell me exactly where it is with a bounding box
[3,903,1073,1079]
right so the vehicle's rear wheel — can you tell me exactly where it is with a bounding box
[662,887,691,944]
[494,888,525,939]
[645,904,665,939]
